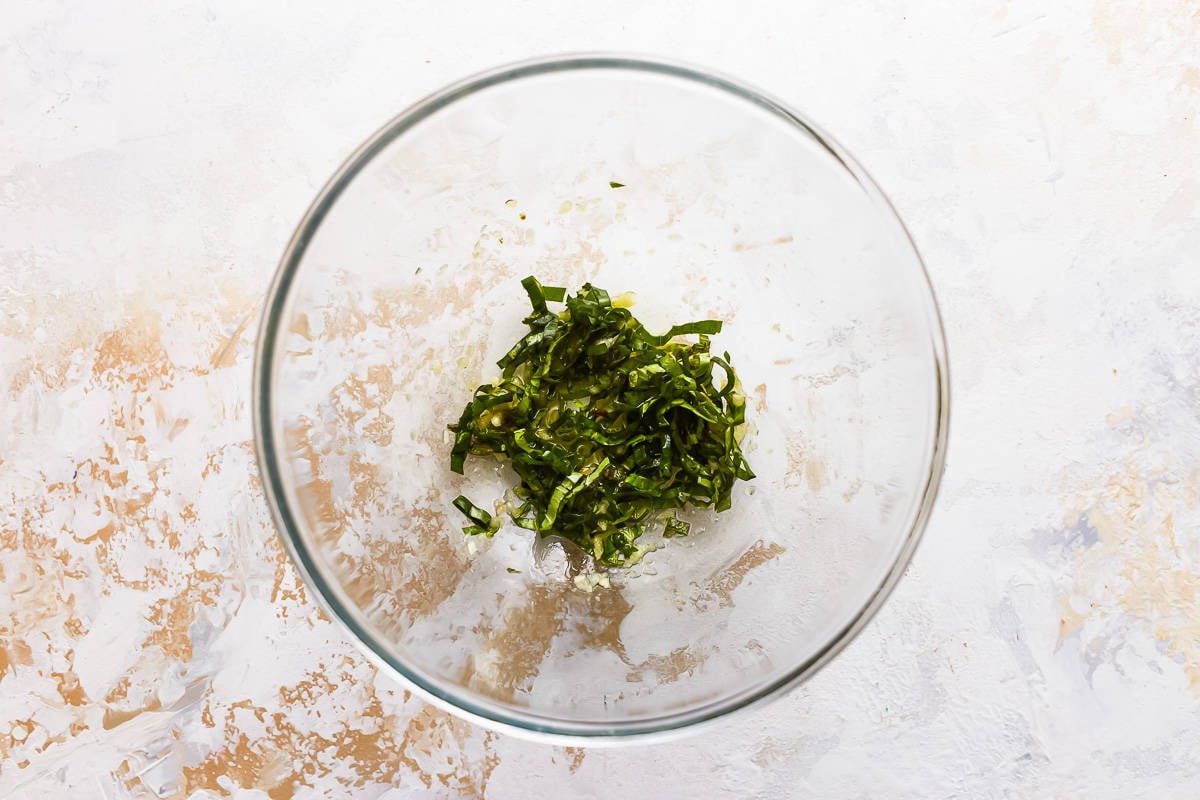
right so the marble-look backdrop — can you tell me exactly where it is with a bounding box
[2,1,1198,797]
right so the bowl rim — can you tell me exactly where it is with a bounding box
[252,52,951,743]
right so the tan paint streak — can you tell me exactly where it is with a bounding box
[167,417,191,440]
[396,705,500,795]
[182,673,498,798]
[635,646,707,683]
[182,731,285,795]
[463,581,642,701]
[287,387,471,625]
[567,586,713,686]
[289,311,312,340]
[317,274,494,341]
[1057,603,1087,642]
[209,302,259,370]
[0,285,295,780]
[142,572,221,661]
[732,235,794,251]
[805,458,827,492]
[349,454,379,509]
[1105,405,1134,426]
[463,584,571,702]
[105,677,131,704]
[337,490,470,626]
[704,539,787,609]
[11,639,34,666]
[61,614,87,639]
[785,433,806,482]
[268,536,308,607]
[752,382,768,413]
[563,746,587,773]
[287,421,337,528]
[1182,65,1200,90]
[316,363,401,451]
[785,431,827,491]
[102,696,163,731]
[92,312,172,389]
[1060,447,1200,690]
[51,661,88,706]
[575,587,634,656]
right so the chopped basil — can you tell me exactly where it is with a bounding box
[451,495,498,537]
[449,276,754,567]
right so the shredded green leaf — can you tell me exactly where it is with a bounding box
[451,495,500,538]
[448,276,754,567]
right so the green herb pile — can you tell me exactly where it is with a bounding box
[448,276,754,567]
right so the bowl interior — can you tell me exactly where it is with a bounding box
[259,59,945,736]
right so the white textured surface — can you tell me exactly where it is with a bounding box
[2,1,1199,797]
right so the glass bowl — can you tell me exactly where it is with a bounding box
[253,55,948,741]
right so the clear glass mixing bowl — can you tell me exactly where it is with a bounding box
[253,55,949,740]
